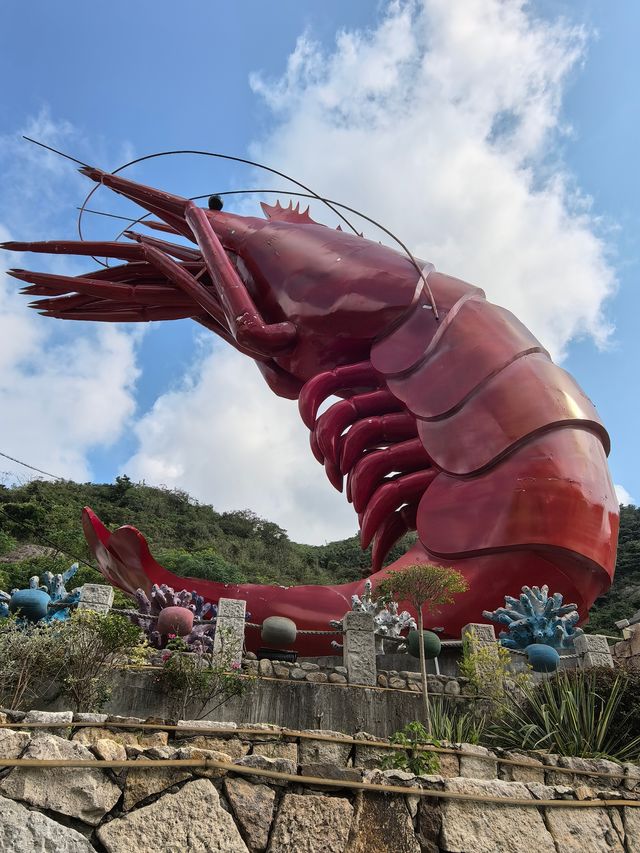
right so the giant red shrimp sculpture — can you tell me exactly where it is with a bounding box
[2,166,619,654]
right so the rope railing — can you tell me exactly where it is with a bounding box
[0,754,635,807]
[0,720,632,782]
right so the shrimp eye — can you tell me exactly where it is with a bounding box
[208,195,224,211]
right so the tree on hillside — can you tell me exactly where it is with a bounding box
[375,564,468,734]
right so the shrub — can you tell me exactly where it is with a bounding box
[382,721,441,775]
[459,627,531,704]
[57,610,147,712]
[157,627,248,720]
[0,617,62,710]
[488,669,640,762]
[429,697,486,745]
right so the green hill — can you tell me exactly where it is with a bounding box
[0,476,635,634]
[0,476,414,605]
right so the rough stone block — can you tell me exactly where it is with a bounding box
[461,623,496,645]
[344,615,376,687]
[554,755,624,788]
[72,726,168,749]
[348,791,420,852]
[123,761,192,810]
[353,732,391,770]
[458,744,498,780]
[267,793,353,853]
[0,733,121,826]
[74,713,108,724]
[77,584,114,614]
[91,738,127,762]
[174,746,234,779]
[499,751,545,784]
[545,806,624,852]
[252,741,298,762]
[0,794,95,852]
[0,729,31,761]
[233,754,297,786]
[440,778,556,852]
[23,709,73,728]
[174,735,248,759]
[177,719,237,731]
[299,763,363,788]
[224,777,275,852]
[344,612,375,633]
[213,598,246,669]
[299,730,352,767]
[574,633,614,669]
[306,671,328,683]
[98,779,248,852]
[258,659,273,677]
[217,598,248,620]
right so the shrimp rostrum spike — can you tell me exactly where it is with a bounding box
[1,165,619,655]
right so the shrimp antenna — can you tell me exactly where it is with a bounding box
[22,137,438,320]
[22,136,90,168]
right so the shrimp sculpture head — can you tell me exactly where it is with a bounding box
[2,167,619,655]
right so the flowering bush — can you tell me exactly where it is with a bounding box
[156,625,249,720]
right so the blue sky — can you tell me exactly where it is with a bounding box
[0,1,638,542]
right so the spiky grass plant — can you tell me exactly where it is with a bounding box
[489,669,640,762]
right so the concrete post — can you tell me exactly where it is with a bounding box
[343,611,376,686]
[77,584,114,614]
[212,598,246,669]
[574,633,614,669]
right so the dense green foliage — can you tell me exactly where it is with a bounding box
[586,504,640,634]
[0,477,636,635]
[0,476,413,600]
[382,721,441,775]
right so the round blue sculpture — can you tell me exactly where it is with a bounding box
[0,564,81,623]
[526,643,560,673]
[9,588,51,622]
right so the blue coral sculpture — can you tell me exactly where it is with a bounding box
[0,563,81,623]
[482,584,583,650]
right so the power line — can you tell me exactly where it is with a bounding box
[0,452,65,482]
[0,514,98,573]
[0,452,96,572]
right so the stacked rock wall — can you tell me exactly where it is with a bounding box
[613,625,640,670]
[243,654,470,697]
[2,710,640,852]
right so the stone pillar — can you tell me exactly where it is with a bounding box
[77,584,114,614]
[461,623,497,651]
[343,611,376,686]
[212,598,246,669]
[460,622,501,680]
[574,633,614,669]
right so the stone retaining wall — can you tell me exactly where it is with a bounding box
[242,654,471,697]
[1,710,640,852]
[613,624,640,670]
[35,669,469,737]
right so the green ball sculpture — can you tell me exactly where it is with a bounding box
[407,629,441,659]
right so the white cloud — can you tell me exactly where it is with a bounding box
[128,0,618,543]
[126,341,358,543]
[0,113,141,483]
[615,484,635,507]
